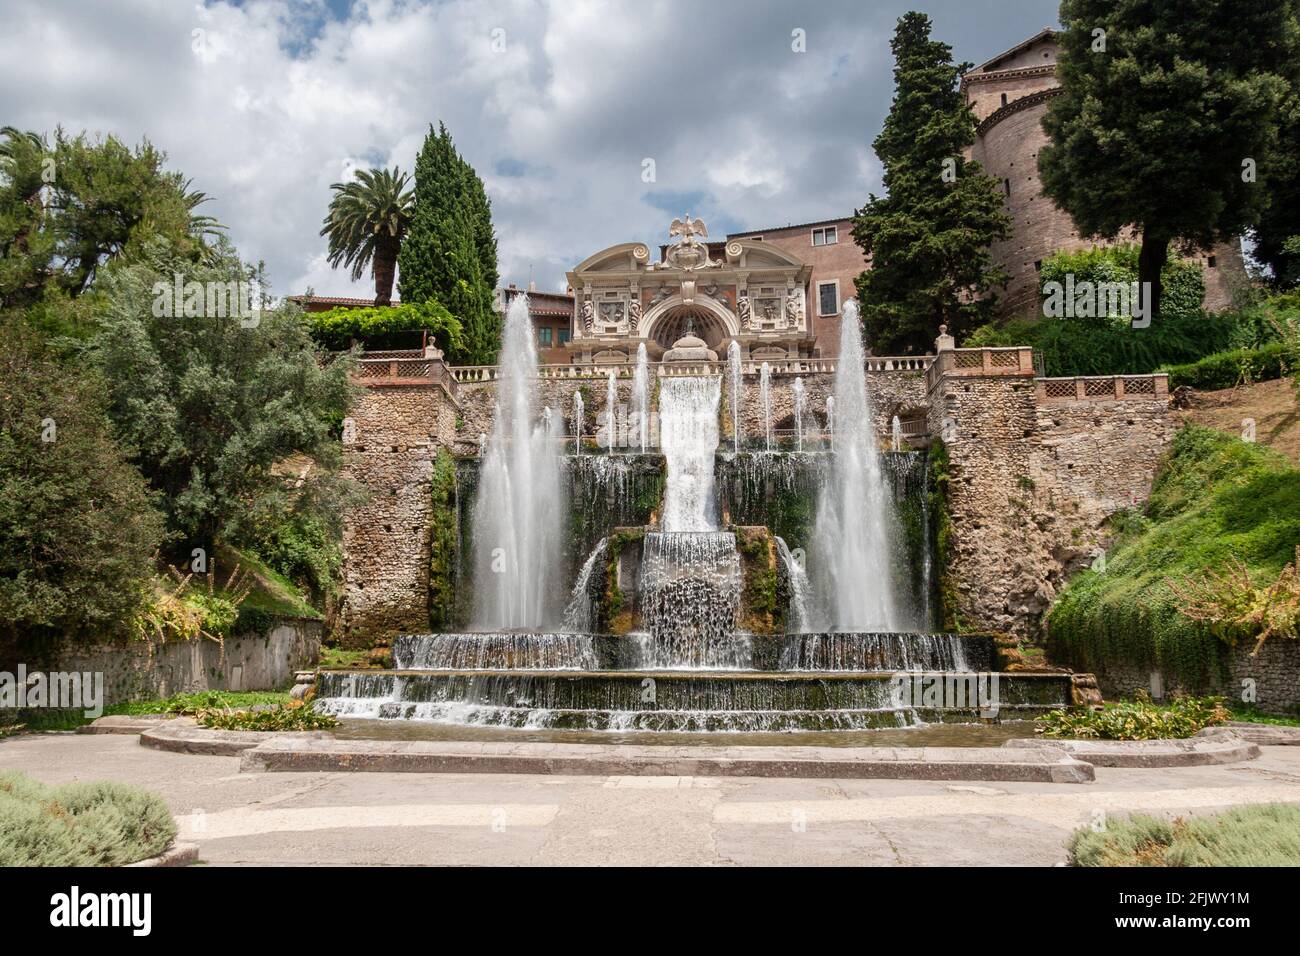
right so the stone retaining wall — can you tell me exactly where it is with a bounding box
[52,620,322,705]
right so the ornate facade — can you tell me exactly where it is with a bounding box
[562,215,817,363]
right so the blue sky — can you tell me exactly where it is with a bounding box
[1,0,1061,297]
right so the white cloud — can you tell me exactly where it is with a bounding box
[0,0,1059,298]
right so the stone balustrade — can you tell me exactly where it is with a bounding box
[1035,374,1168,403]
[436,354,932,383]
[924,346,1036,392]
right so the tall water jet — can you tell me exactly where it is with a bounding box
[658,376,721,532]
[471,294,565,629]
[604,370,618,451]
[572,391,584,454]
[775,536,811,633]
[632,343,650,452]
[825,396,835,451]
[760,361,772,451]
[793,377,806,452]
[891,414,903,453]
[808,300,902,631]
[727,341,743,454]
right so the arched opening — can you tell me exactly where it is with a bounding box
[648,305,730,352]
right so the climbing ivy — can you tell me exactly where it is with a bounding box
[427,449,459,630]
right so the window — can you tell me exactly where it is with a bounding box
[1003,178,1011,196]
[1000,93,1008,107]
[538,327,553,347]
[1207,255,1217,268]
[811,226,838,246]
[817,281,839,317]
[558,328,571,345]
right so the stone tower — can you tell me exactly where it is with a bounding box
[963,29,1247,320]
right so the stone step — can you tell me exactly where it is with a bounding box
[239,736,1095,783]
[1004,728,1259,767]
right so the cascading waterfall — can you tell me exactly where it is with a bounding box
[638,531,746,669]
[562,538,608,632]
[807,300,903,632]
[632,343,650,452]
[760,362,772,451]
[658,376,721,532]
[604,370,618,451]
[727,341,743,454]
[470,294,565,629]
[572,391,584,454]
[775,535,811,633]
[793,377,806,452]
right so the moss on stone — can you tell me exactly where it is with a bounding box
[929,439,962,631]
[427,449,458,630]
[733,525,783,635]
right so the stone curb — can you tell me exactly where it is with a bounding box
[139,719,333,756]
[1225,722,1300,746]
[77,714,176,735]
[238,737,1095,783]
[125,842,199,868]
[1003,729,1259,767]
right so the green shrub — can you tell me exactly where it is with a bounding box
[1162,341,1294,390]
[0,771,176,866]
[1046,426,1300,685]
[1069,803,1300,866]
[305,300,466,358]
[195,700,338,731]
[1038,694,1228,740]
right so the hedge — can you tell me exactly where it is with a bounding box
[1162,341,1293,390]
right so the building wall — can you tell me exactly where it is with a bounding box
[729,219,865,357]
[965,33,1249,322]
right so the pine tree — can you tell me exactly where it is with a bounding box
[398,123,500,364]
[853,12,1011,354]
[1040,0,1300,316]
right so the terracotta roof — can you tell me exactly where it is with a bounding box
[287,295,395,307]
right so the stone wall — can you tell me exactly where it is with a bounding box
[53,620,322,706]
[928,357,1176,637]
[339,381,459,645]
[1094,640,1300,716]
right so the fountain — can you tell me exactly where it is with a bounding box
[806,300,907,632]
[793,377,806,452]
[632,343,650,452]
[727,341,742,454]
[470,294,565,630]
[892,414,904,453]
[572,391,584,454]
[760,361,772,451]
[604,370,618,451]
[317,311,1073,733]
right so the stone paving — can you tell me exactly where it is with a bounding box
[4,732,1300,866]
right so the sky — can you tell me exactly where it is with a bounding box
[1,0,1062,298]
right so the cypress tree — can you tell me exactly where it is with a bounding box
[853,12,1011,354]
[398,123,500,363]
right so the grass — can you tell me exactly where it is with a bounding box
[1070,803,1300,866]
[1229,705,1300,727]
[0,770,177,866]
[217,544,320,620]
[318,645,374,669]
[195,699,338,731]
[1046,425,1300,685]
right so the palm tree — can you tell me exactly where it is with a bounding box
[0,127,48,254]
[320,166,413,306]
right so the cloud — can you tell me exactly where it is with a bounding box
[0,0,1059,297]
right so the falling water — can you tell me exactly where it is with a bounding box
[793,377,806,452]
[727,341,743,454]
[572,391,584,454]
[760,362,772,452]
[562,538,608,632]
[632,343,650,452]
[658,376,721,532]
[638,531,746,668]
[604,370,618,452]
[775,535,811,633]
[807,300,902,632]
[891,415,903,453]
[825,396,835,451]
[470,294,565,629]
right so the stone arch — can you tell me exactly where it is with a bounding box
[639,293,738,350]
